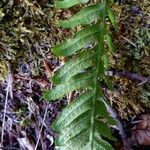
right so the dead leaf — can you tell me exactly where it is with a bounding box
[33,77,50,88]
[130,114,150,146]
[43,59,52,78]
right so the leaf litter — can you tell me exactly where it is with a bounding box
[0,0,149,149]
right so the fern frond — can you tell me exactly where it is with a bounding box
[44,0,117,149]
[55,0,89,9]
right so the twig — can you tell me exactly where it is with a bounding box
[34,105,48,150]
[103,100,131,150]
[0,72,13,146]
[120,35,137,47]
[14,74,50,88]
[43,59,52,78]
[107,70,150,85]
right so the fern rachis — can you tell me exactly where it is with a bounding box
[44,0,117,149]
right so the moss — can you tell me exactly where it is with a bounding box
[0,60,8,80]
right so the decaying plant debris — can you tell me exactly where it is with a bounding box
[0,0,149,149]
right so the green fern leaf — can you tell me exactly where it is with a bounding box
[93,137,113,150]
[52,24,103,56]
[108,0,115,4]
[102,54,109,69]
[55,0,89,9]
[44,71,95,100]
[107,7,117,29]
[95,120,116,140]
[52,91,93,130]
[53,49,98,84]
[105,33,115,52]
[59,3,105,28]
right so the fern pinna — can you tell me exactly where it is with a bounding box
[44,0,117,149]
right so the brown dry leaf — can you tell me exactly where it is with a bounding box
[130,114,150,146]
[33,77,50,88]
[43,59,52,78]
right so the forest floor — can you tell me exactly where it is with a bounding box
[0,0,149,150]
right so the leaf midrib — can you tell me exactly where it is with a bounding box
[89,2,106,149]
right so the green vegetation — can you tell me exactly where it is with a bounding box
[44,0,117,149]
[0,0,149,149]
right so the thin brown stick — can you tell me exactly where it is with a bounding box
[120,35,137,47]
[107,70,150,84]
[14,74,50,88]
[102,100,131,150]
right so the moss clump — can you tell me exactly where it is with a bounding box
[0,60,8,80]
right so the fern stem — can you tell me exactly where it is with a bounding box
[90,1,106,149]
